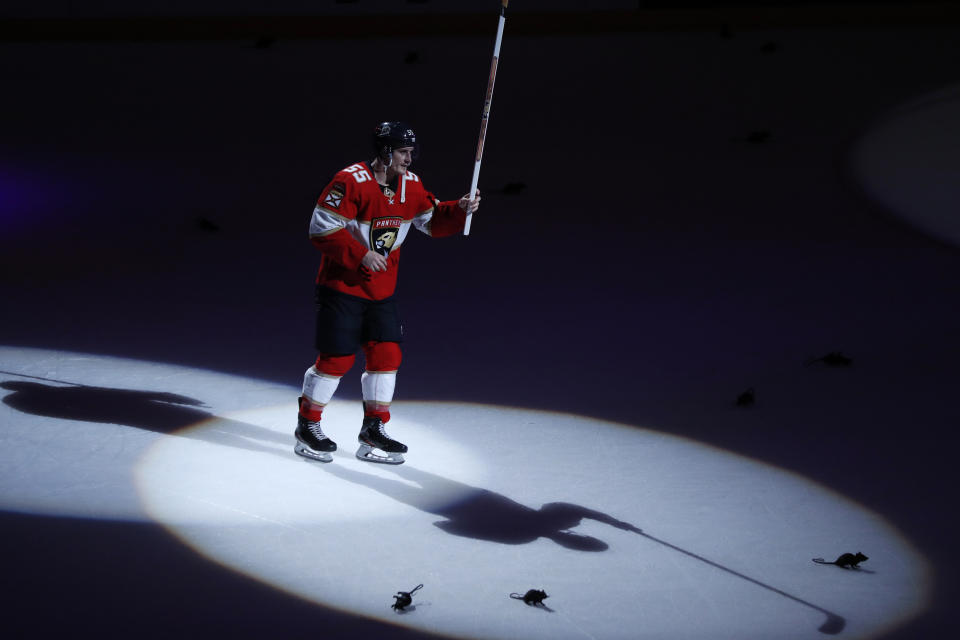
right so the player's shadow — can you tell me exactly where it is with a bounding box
[320,462,640,551]
[0,379,291,458]
[321,462,846,634]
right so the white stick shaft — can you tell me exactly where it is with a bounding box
[464,10,506,236]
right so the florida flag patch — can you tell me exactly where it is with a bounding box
[323,182,346,210]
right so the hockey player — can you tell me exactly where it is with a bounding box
[294,122,480,464]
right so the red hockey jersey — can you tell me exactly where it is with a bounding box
[309,162,466,300]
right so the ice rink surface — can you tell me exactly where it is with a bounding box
[0,346,932,639]
[2,8,959,639]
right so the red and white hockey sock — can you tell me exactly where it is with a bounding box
[300,353,356,419]
[361,341,400,422]
[361,371,396,423]
[298,395,325,421]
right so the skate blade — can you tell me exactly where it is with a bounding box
[356,444,404,465]
[294,442,333,463]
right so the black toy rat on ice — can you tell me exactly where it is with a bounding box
[812,552,868,569]
[510,589,549,606]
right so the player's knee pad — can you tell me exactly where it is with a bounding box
[314,353,356,377]
[363,341,402,372]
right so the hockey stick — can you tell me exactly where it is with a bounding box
[0,369,84,386]
[463,0,508,236]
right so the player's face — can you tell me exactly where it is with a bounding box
[392,147,414,173]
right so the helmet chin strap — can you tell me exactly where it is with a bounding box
[374,150,407,203]
[371,151,391,177]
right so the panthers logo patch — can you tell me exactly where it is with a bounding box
[371,217,403,256]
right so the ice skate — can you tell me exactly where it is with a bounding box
[356,416,407,465]
[294,414,337,463]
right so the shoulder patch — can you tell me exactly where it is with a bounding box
[322,181,347,210]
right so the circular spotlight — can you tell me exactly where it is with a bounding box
[852,83,960,248]
[138,406,931,640]
[0,346,931,639]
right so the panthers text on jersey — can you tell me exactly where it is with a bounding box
[309,161,466,300]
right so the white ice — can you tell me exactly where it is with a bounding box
[0,346,930,640]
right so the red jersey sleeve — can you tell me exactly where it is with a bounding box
[309,170,368,269]
[411,188,466,238]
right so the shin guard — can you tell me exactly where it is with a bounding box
[301,353,356,414]
[362,341,401,422]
